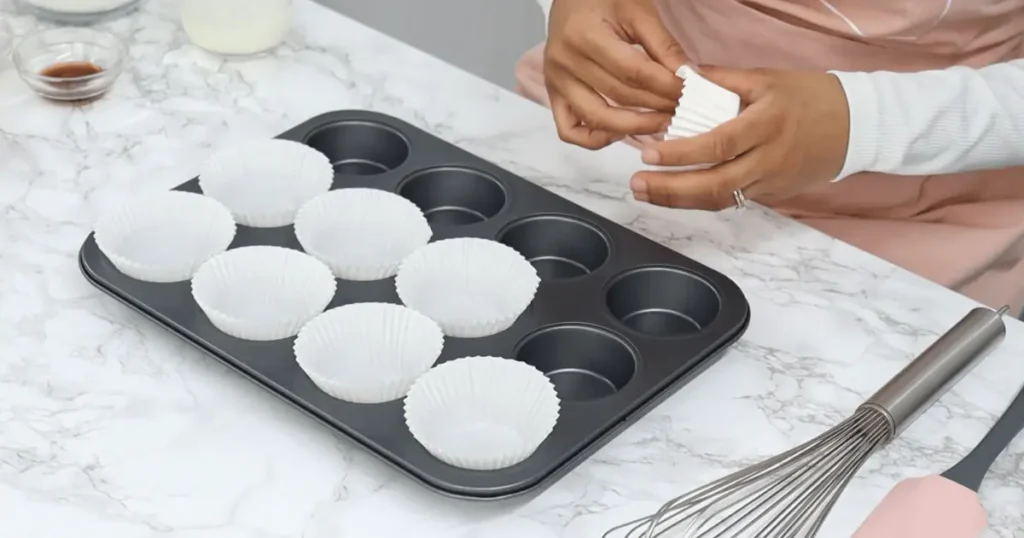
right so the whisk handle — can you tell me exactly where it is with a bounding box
[860,306,1008,438]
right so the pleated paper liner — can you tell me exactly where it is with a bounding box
[404,356,560,471]
[198,139,333,228]
[94,190,237,283]
[395,238,540,338]
[294,188,432,281]
[191,245,337,341]
[667,65,741,140]
[294,302,444,404]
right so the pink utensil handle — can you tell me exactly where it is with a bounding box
[851,476,986,538]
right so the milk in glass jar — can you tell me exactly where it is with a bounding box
[181,0,292,57]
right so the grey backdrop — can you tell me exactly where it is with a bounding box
[315,0,544,91]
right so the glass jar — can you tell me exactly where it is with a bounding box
[19,0,144,25]
[181,0,292,57]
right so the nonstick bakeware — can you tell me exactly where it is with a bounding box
[78,110,751,500]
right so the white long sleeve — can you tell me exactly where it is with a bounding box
[831,60,1024,180]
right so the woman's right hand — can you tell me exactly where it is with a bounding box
[544,0,688,149]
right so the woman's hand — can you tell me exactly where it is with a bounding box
[631,66,851,209]
[544,0,688,149]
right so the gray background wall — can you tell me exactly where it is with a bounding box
[315,0,544,91]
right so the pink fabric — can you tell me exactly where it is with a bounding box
[851,476,987,538]
[515,1,1024,312]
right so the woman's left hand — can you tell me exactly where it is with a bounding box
[630,66,851,210]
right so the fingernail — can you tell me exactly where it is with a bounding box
[633,192,649,202]
[641,149,660,165]
[630,176,648,193]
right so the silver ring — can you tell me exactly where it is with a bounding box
[732,189,748,210]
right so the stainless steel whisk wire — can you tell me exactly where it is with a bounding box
[602,306,1009,538]
[604,408,891,538]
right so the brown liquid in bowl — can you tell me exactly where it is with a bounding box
[37,61,107,102]
[40,61,104,79]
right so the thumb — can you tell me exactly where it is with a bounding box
[628,9,689,72]
[693,65,767,102]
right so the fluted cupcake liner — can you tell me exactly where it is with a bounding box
[404,356,560,471]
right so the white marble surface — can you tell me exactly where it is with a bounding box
[1,1,1023,537]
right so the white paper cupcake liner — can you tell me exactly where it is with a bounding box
[395,238,540,338]
[198,139,334,228]
[677,65,741,115]
[665,65,741,141]
[293,302,444,403]
[404,356,560,471]
[670,109,722,132]
[94,191,237,283]
[294,188,432,281]
[667,125,706,140]
[191,246,337,341]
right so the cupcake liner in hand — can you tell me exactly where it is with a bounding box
[666,65,741,141]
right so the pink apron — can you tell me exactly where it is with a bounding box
[515,0,1024,313]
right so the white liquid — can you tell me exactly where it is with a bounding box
[24,0,137,13]
[181,0,291,56]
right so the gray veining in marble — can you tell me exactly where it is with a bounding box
[1,1,1023,537]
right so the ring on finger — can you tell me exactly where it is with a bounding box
[732,189,748,211]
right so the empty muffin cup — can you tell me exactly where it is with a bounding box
[191,246,337,341]
[293,302,444,404]
[404,356,560,471]
[198,139,334,228]
[514,324,637,402]
[395,238,541,338]
[497,214,610,280]
[304,121,410,175]
[398,167,507,227]
[294,188,432,280]
[606,267,721,337]
[94,191,236,283]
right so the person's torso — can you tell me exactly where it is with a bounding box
[658,0,1024,72]
[654,0,1024,301]
[654,0,1024,223]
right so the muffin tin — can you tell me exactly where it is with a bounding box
[78,110,751,499]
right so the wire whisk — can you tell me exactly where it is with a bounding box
[602,306,1009,538]
[604,407,890,538]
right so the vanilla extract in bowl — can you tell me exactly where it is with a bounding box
[40,60,104,78]
[13,27,126,102]
[36,61,106,102]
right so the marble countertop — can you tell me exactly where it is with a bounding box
[2,1,1023,536]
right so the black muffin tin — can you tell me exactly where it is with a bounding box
[78,110,750,500]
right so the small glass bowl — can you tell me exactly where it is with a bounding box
[18,0,144,25]
[13,27,126,101]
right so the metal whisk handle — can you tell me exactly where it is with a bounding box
[860,306,1008,438]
